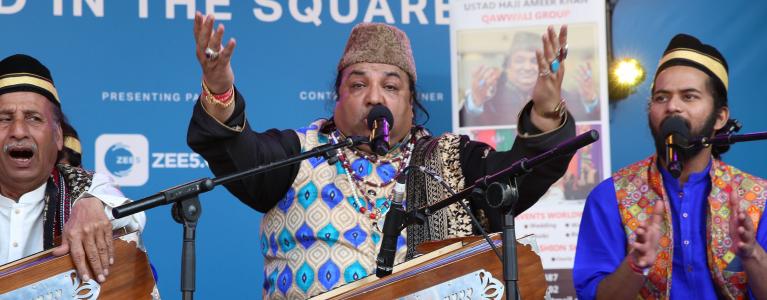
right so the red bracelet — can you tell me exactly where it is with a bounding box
[201,80,234,107]
[628,255,650,276]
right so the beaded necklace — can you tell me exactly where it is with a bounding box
[330,131,414,226]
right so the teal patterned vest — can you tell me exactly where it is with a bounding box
[260,120,409,299]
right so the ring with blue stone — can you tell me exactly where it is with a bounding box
[549,58,560,73]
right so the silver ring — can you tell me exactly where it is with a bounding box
[204,47,220,60]
[539,69,552,77]
[558,44,568,61]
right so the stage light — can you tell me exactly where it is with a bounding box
[608,57,646,101]
[613,58,644,86]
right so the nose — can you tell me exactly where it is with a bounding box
[8,117,30,140]
[664,95,684,114]
[366,84,384,106]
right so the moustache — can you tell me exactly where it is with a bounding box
[3,141,38,153]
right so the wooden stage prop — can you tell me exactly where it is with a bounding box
[312,233,547,300]
[0,231,158,299]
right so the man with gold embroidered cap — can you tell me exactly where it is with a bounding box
[574,34,767,299]
[0,54,145,283]
[188,12,576,299]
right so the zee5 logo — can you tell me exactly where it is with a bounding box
[95,134,209,187]
[95,134,149,186]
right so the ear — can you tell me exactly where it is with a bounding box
[713,106,730,131]
[55,123,63,151]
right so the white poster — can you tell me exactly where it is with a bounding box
[450,0,610,298]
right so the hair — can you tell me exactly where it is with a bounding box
[332,70,430,126]
[48,103,74,165]
[706,76,730,158]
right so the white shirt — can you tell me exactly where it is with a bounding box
[0,172,146,265]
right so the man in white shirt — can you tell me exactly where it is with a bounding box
[0,54,146,284]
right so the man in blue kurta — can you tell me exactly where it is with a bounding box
[573,34,767,299]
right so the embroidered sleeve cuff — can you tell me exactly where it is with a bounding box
[516,100,569,138]
[199,86,246,133]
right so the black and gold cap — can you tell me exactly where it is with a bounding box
[654,34,728,103]
[0,54,60,105]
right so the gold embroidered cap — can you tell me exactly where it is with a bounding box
[337,23,417,82]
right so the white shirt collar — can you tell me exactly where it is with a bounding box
[0,182,48,206]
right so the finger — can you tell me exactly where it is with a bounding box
[220,38,237,63]
[650,200,665,226]
[193,11,202,43]
[69,238,91,282]
[209,23,225,51]
[635,227,647,244]
[542,32,555,64]
[548,26,560,56]
[472,65,485,78]
[198,14,214,52]
[738,225,754,245]
[535,50,548,76]
[106,228,114,265]
[739,212,755,239]
[51,241,70,256]
[83,232,105,282]
[480,67,492,82]
[558,25,569,49]
[95,228,110,277]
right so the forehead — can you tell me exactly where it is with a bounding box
[0,91,53,112]
[653,65,710,92]
[341,62,409,79]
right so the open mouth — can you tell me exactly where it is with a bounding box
[7,147,34,162]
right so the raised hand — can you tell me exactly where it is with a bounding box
[532,25,568,119]
[193,11,236,94]
[628,199,665,269]
[470,65,502,107]
[730,197,760,260]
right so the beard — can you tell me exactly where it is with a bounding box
[650,110,718,164]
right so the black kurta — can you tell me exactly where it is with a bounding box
[187,90,576,232]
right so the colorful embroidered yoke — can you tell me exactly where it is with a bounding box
[613,155,766,299]
[259,120,412,299]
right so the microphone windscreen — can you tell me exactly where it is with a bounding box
[660,116,690,139]
[367,105,394,130]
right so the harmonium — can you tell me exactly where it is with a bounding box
[0,231,158,299]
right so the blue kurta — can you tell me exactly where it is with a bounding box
[574,161,767,299]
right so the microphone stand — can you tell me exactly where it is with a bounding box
[401,130,599,300]
[692,131,767,146]
[112,136,366,300]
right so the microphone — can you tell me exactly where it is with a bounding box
[660,116,690,178]
[376,173,407,278]
[367,105,394,156]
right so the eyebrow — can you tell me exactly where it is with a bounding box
[653,87,702,95]
[383,71,402,79]
[346,70,403,79]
